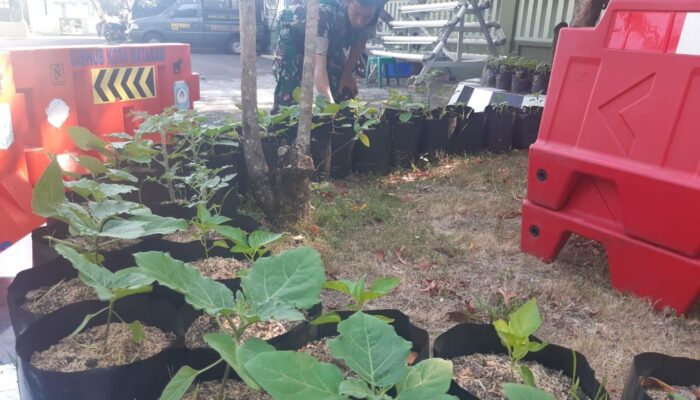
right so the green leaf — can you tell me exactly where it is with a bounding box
[88,200,143,220]
[56,203,100,236]
[396,359,453,394]
[293,87,302,104]
[99,218,148,239]
[372,314,396,324]
[135,214,188,236]
[519,365,536,387]
[64,179,136,200]
[328,311,412,388]
[503,383,556,400]
[323,280,352,295]
[311,312,342,325]
[77,155,109,175]
[527,341,548,353]
[215,225,248,246]
[244,247,325,320]
[338,378,373,398]
[32,159,67,217]
[69,305,109,336]
[397,388,458,400]
[105,169,139,183]
[55,244,114,301]
[246,351,346,400]
[203,333,260,390]
[130,321,145,344]
[359,132,370,147]
[213,240,229,249]
[248,231,283,250]
[399,112,412,123]
[370,277,401,294]
[68,126,110,156]
[135,251,235,315]
[237,337,276,366]
[323,103,340,115]
[160,366,200,400]
[509,299,542,338]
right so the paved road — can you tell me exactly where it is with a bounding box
[0,36,277,117]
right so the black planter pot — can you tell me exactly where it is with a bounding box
[353,123,392,175]
[330,125,357,179]
[621,353,700,400]
[234,133,294,194]
[391,118,423,168]
[495,68,513,91]
[481,67,496,88]
[434,323,607,400]
[446,105,474,154]
[311,121,332,181]
[453,112,486,154]
[419,110,456,158]
[513,107,543,149]
[531,73,549,94]
[31,220,69,267]
[16,297,180,400]
[511,72,533,94]
[485,105,517,153]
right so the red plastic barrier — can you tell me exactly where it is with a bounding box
[0,52,45,252]
[522,0,700,313]
[6,43,200,182]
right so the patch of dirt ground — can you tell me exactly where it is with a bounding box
[287,151,699,397]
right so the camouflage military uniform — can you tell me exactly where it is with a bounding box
[273,0,379,112]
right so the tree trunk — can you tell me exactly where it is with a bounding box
[294,0,319,153]
[238,0,314,226]
[570,0,607,27]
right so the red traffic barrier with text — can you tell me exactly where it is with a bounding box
[0,52,45,252]
[521,0,700,313]
[6,43,200,183]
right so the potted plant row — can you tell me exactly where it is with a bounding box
[481,56,551,95]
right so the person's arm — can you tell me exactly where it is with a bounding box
[314,53,334,103]
[337,39,365,99]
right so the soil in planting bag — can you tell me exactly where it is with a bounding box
[311,121,332,181]
[513,107,543,149]
[16,297,180,400]
[532,73,549,94]
[353,123,393,175]
[419,109,456,157]
[433,323,607,400]
[481,67,496,87]
[621,352,700,400]
[453,112,486,154]
[495,69,513,91]
[330,124,357,179]
[8,241,157,336]
[485,105,517,153]
[511,76,533,94]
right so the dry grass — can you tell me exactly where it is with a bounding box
[277,150,699,396]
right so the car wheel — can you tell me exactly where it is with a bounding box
[143,32,164,43]
[228,36,241,55]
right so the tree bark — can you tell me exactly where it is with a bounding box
[570,0,607,28]
[294,0,319,154]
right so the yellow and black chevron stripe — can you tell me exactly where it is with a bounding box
[91,66,156,104]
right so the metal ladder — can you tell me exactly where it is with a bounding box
[371,0,505,83]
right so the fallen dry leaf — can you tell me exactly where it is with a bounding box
[419,279,438,296]
[309,224,321,236]
[395,247,407,265]
[291,234,305,243]
[498,288,517,306]
[640,376,677,393]
[447,311,470,323]
[406,351,418,365]
[375,250,386,263]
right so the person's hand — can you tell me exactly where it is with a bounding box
[339,72,358,99]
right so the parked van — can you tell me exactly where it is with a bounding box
[127,0,269,54]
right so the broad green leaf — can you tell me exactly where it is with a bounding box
[196,204,210,223]
[237,337,276,366]
[399,112,412,123]
[323,103,340,115]
[77,155,109,175]
[215,225,248,246]
[135,214,188,236]
[88,200,143,220]
[213,240,229,249]
[122,141,156,164]
[160,366,200,400]
[248,231,283,250]
[112,285,152,301]
[519,365,536,387]
[338,378,372,398]
[528,341,548,353]
[323,280,352,295]
[328,311,412,388]
[69,306,109,337]
[370,277,400,294]
[508,299,542,338]
[311,312,342,325]
[396,359,453,394]
[135,251,235,315]
[503,383,556,400]
[246,351,346,400]
[359,132,370,147]
[64,179,136,200]
[397,388,458,400]
[204,333,260,389]
[105,169,138,183]
[244,247,325,319]
[56,203,100,236]
[129,321,145,344]
[32,159,67,217]
[100,214,186,239]
[68,126,110,156]
[55,244,114,301]
[99,218,148,239]
[352,277,366,302]
[373,314,395,324]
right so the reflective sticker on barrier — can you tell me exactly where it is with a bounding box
[0,103,13,150]
[174,80,190,111]
[91,66,156,104]
[46,98,70,129]
[676,13,700,56]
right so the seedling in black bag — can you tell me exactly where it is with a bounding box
[312,276,400,324]
[246,311,458,400]
[493,298,548,387]
[213,225,283,263]
[346,97,381,148]
[136,247,325,399]
[54,244,154,347]
[188,204,232,258]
